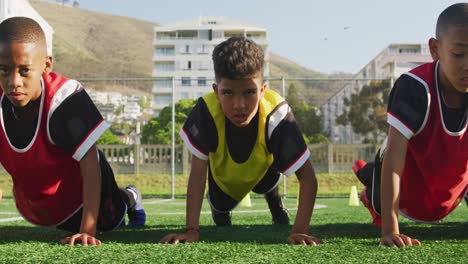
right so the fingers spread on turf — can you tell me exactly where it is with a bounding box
[60,233,101,246]
[160,233,177,243]
[287,233,322,246]
[380,234,420,248]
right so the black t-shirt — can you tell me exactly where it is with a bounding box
[2,84,104,155]
[388,74,468,135]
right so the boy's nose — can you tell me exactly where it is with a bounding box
[8,73,22,88]
[233,97,246,109]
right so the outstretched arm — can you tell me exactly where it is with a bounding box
[61,144,102,246]
[160,154,208,244]
[288,160,323,246]
[380,127,420,248]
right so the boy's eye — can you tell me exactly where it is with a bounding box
[0,68,8,76]
[222,90,232,96]
[20,68,30,75]
[244,89,257,95]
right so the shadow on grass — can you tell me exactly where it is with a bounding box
[0,221,466,245]
[0,226,65,244]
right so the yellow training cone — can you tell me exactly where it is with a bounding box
[241,193,252,207]
[349,185,360,206]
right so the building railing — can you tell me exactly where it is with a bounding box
[0,143,375,175]
[0,144,378,175]
[99,143,377,175]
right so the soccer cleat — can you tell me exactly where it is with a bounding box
[211,209,232,226]
[266,195,290,225]
[359,188,381,227]
[352,160,367,176]
[272,207,290,225]
[125,185,146,228]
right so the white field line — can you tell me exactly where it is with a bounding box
[0,217,23,223]
[0,202,328,222]
[148,204,328,216]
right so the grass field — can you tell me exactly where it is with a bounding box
[0,193,467,263]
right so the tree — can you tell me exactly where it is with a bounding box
[72,1,79,8]
[336,80,391,143]
[97,130,124,145]
[141,99,196,144]
[286,83,325,143]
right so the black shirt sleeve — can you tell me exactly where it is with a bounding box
[268,106,310,176]
[49,85,107,158]
[180,98,217,159]
[387,74,429,139]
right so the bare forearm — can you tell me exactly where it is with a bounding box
[185,176,206,229]
[381,165,401,236]
[380,131,407,237]
[291,161,317,234]
[185,156,208,230]
[292,176,317,234]
[79,146,102,236]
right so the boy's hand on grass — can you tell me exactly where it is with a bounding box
[380,233,421,248]
[60,233,101,246]
[287,233,323,246]
[160,229,199,244]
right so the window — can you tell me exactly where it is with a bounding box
[154,95,171,104]
[155,62,175,72]
[155,46,175,55]
[155,79,172,88]
[197,77,207,87]
[398,48,419,54]
[181,77,191,87]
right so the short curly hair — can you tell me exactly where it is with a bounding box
[212,36,264,82]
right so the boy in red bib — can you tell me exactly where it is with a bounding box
[0,17,146,246]
[353,3,467,247]
[160,37,321,245]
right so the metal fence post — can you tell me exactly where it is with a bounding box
[134,144,140,175]
[171,77,176,200]
[327,144,334,173]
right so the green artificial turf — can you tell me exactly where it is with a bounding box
[0,197,466,263]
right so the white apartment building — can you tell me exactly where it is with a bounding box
[0,0,53,55]
[152,16,269,114]
[321,43,432,143]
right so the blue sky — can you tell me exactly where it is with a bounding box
[70,0,461,74]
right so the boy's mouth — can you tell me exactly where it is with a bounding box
[8,91,26,101]
[232,114,248,124]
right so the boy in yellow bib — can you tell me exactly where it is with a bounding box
[160,36,322,245]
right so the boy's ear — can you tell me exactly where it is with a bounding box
[260,81,267,93]
[44,55,53,74]
[428,38,439,61]
[212,83,220,100]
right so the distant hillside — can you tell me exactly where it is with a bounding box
[31,1,156,94]
[31,1,347,104]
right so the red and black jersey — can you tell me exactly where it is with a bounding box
[387,61,468,222]
[0,72,109,226]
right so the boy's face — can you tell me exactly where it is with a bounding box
[0,41,52,107]
[213,75,266,127]
[429,25,468,93]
